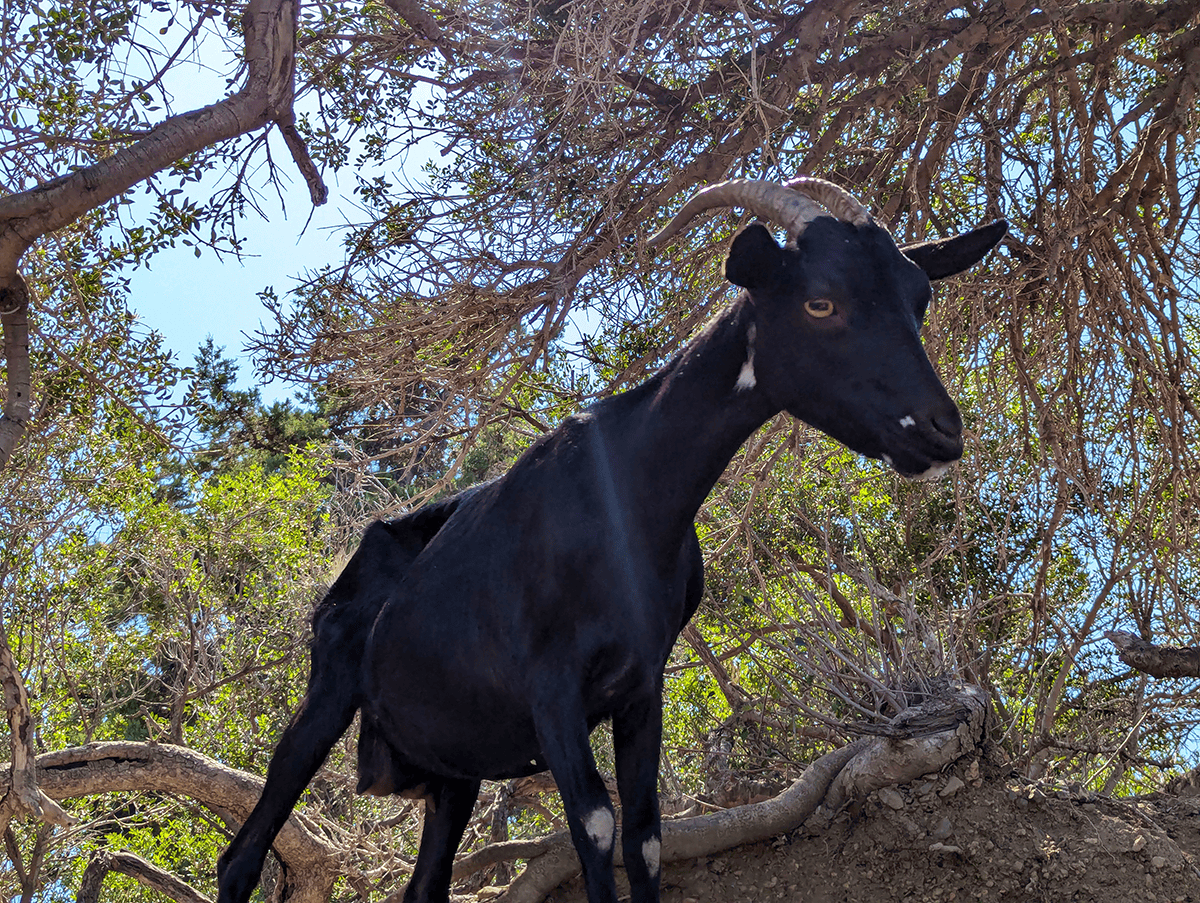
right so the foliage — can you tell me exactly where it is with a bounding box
[4,0,1200,900]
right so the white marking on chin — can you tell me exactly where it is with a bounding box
[736,323,757,392]
[881,453,956,482]
[898,415,916,429]
[912,460,955,482]
[583,807,615,853]
[642,836,661,877]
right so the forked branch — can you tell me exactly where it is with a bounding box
[0,0,326,469]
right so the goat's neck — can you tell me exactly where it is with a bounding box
[596,297,777,557]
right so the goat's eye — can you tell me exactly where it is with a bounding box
[804,298,835,319]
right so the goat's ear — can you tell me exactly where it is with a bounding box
[725,222,783,289]
[900,219,1008,281]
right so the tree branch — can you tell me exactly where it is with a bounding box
[0,616,74,834]
[482,683,986,903]
[1105,629,1200,679]
[0,274,31,469]
[76,850,213,903]
[278,121,329,206]
[1,741,342,903]
[0,0,327,468]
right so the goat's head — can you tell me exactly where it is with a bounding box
[649,178,1006,479]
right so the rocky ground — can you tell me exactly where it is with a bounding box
[542,761,1200,903]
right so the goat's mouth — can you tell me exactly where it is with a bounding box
[881,452,959,481]
[876,431,963,481]
[794,404,963,480]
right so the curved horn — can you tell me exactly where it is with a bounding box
[647,178,872,247]
[781,177,872,227]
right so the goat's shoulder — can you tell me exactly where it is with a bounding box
[311,483,491,634]
[381,481,491,544]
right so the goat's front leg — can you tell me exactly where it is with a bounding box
[614,690,663,903]
[401,777,481,903]
[534,688,619,903]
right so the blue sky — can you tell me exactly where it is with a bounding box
[125,173,358,404]
[118,14,435,405]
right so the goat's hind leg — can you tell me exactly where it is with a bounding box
[217,588,370,903]
[399,776,481,903]
[217,676,358,903]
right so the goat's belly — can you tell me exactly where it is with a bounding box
[363,679,547,780]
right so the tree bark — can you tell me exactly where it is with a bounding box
[76,850,213,903]
[1,741,341,903]
[0,617,74,834]
[0,276,31,471]
[1105,629,1200,678]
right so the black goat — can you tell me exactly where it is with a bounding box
[217,179,1006,903]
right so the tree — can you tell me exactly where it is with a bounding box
[4,1,1200,901]
[0,0,326,465]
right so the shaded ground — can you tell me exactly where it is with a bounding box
[542,762,1200,903]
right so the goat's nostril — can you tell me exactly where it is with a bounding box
[931,410,962,440]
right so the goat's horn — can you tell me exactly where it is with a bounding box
[647,178,872,247]
[781,177,872,228]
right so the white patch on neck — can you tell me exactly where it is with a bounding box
[898,415,916,429]
[736,322,757,391]
[642,836,661,877]
[583,807,615,853]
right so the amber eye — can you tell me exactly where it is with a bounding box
[804,298,835,319]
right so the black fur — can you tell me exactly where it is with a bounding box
[217,216,1005,903]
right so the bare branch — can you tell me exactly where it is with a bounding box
[76,850,213,903]
[278,121,330,206]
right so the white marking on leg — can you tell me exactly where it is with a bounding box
[583,807,615,853]
[736,323,757,391]
[642,836,661,877]
[898,415,916,429]
[881,454,894,468]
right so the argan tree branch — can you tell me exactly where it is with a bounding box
[0,0,326,468]
[1106,629,1200,679]
[76,850,213,903]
